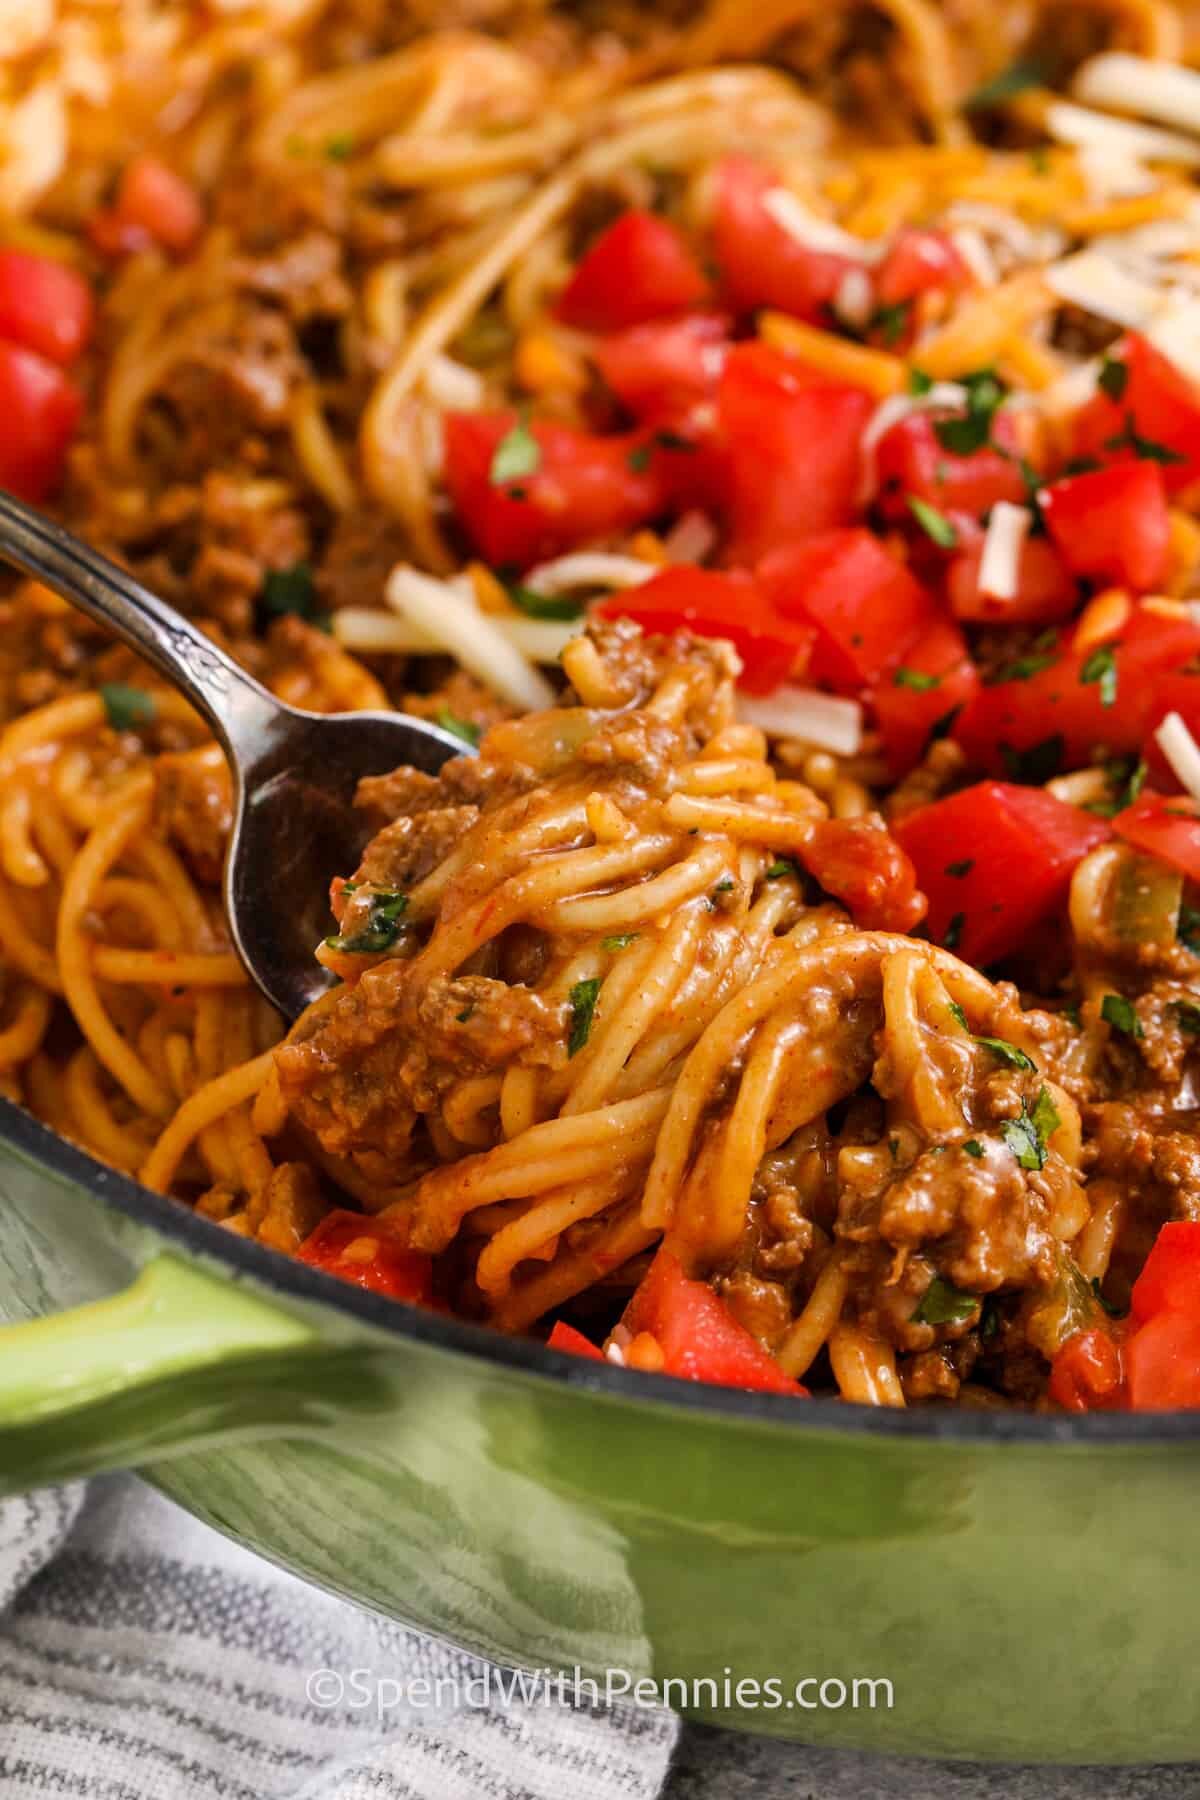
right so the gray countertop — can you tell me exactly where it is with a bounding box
[662,1727,1200,1798]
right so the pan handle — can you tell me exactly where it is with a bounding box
[0,1255,345,1495]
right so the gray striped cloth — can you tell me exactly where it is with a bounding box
[0,1478,679,1798]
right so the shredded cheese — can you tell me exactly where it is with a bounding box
[978,502,1031,601]
[1042,249,1164,329]
[383,566,557,709]
[523,552,658,596]
[1154,711,1200,803]
[736,687,863,755]
[1045,101,1200,170]
[949,226,999,289]
[662,510,718,564]
[761,187,877,261]
[1074,54,1200,142]
[334,603,575,668]
[1146,300,1200,388]
[423,352,485,411]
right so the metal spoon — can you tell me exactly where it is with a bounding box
[0,489,468,1021]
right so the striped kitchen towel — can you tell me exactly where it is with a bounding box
[0,1477,679,1799]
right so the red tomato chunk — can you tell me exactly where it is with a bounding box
[0,249,93,366]
[800,816,927,933]
[598,566,812,695]
[623,1250,805,1394]
[298,1209,434,1305]
[0,342,83,503]
[557,210,710,331]
[1114,791,1200,886]
[714,155,859,323]
[874,616,979,777]
[761,528,937,694]
[1040,461,1170,594]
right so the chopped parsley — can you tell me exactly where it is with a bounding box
[893,663,942,691]
[601,933,637,952]
[434,708,481,747]
[912,1276,979,1327]
[501,579,584,622]
[985,647,1058,685]
[325,890,409,955]
[906,496,957,549]
[963,1139,985,1158]
[1001,1098,1047,1171]
[1181,905,1200,956]
[1103,412,1187,467]
[943,912,965,950]
[489,416,541,486]
[765,858,799,880]
[323,133,355,161]
[1085,754,1146,819]
[945,858,974,878]
[907,367,934,396]
[1173,999,1200,1035]
[933,367,1006,457]
[567,977,601,1057]
[1101,992,1143,1037]
[999,734,1064,785]
[872,299,911,347]
[456,1003,476,1024]
[974,1036,1036,1070]
[261,561,323,623]
[966,56,1051,109]
[1098,354,1129,403]
[627,443,652,473]
[1091,1276,1126,1319]
[1031,1086,1061,1145]
[1080,644,1118,708]
[100,683,156,731]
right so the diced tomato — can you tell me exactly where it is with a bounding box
[799,816,926,932]
[443,411,662,568]
[0,249,93,366]
[297,1209,434,1305]
[1041,461,1170,593]
[1114,790,1200,885]
[876,409,1029,524]
[1070,332,1200,495]
[622,1249,805,1394]
[547,1320,605,1361]
[947,533,1079,627]
[713,155,860,323]
[719,345,872,565]
[874,616,979,776]
[0,342,82,503]
[557,209,710,332]
[874,229,969,309]
[597,566,812,694]
[760,527,937,694]
[594,312,730,424]
[892,781,1110,964]
[1049,1327,1125,1412]
[954,605,1200,775]
[1131,1222,1200,1324]
[91,154,204,258]
[1143,671,1200,787]
[1125,1309,1200,1410]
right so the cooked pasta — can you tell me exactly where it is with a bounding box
[4,0,1200,1410]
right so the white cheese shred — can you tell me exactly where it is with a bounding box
[977,502,1031,602]
[736,687,863,755]
[384,565,557,710]
[1154,712,1200,804]
[1074,54,1200,141]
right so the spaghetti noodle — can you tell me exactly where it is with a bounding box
[2,0,1200,1407]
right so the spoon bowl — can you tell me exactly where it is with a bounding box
[0,489,468,1021]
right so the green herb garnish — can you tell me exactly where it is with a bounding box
[1101,992,1143,1037]
[1091,1276,1125,1319]
[1002,1102,1046,1171]
[906,496,958,549]
[986,648,1058,685]
[912,1276,979,1326]
[999,735,1064,784]
[893,662,942,691]
[1173,999,1200,1034]
[627,443,652,473]
[1181,905,1200,956]
[872,300,911,347]
[944,912,965,950]
[1103,412,1187,467]
[490,417,541,486]
[1031,1085,1061,1145]
[765,858,799,880]
[323,133,355,161]
[434,708,481,747]
[601,933,637,952]
[1080,644,1118,708]
[975,1036,1036,1071]
[1085,754,1146,818]
[567,977,601,1057]
[325,889,409,955]
[100,683,156,731]
[261,561,320,621]
[1098,355,1128,403]
[456,1004,476,1024]
[963,1139,984,1158]
[933,368,1006,457]
[945,858,974,878]
[502,579,584,622]
[908,367,934,396]
[966,57,1050,109]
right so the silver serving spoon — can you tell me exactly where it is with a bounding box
[0,489,468,1021]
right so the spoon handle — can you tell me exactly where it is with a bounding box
[0,487,284,756]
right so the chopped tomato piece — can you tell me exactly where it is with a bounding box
[874,616,979,776]
[594,312,730,424]
[954,606,1200,775]
[92,154,204,257]
[598,566,813,695]
[1041,461,1171,593]
[799,816,927,932]
[297,1209,434,1305]
[761,527,937,694]
[1070,332,1200,495]
[1114,790,1200,885]
[557,209,710,332]
[0,342,82,503]
[714,155,860,323]
[623,1249,805,1394]
[547,1320,605,1360]
[947,534,1078,626]
[1131,1222,1200,1324]
[876,409,1028,523]
[892,781,1110,964]
[0,249,93,366]
[443,411,662,569]
[1125,1309,1200,1410]
[719,345,872,565]
[874,228,969,310]
[1049,1327,1124,1412]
